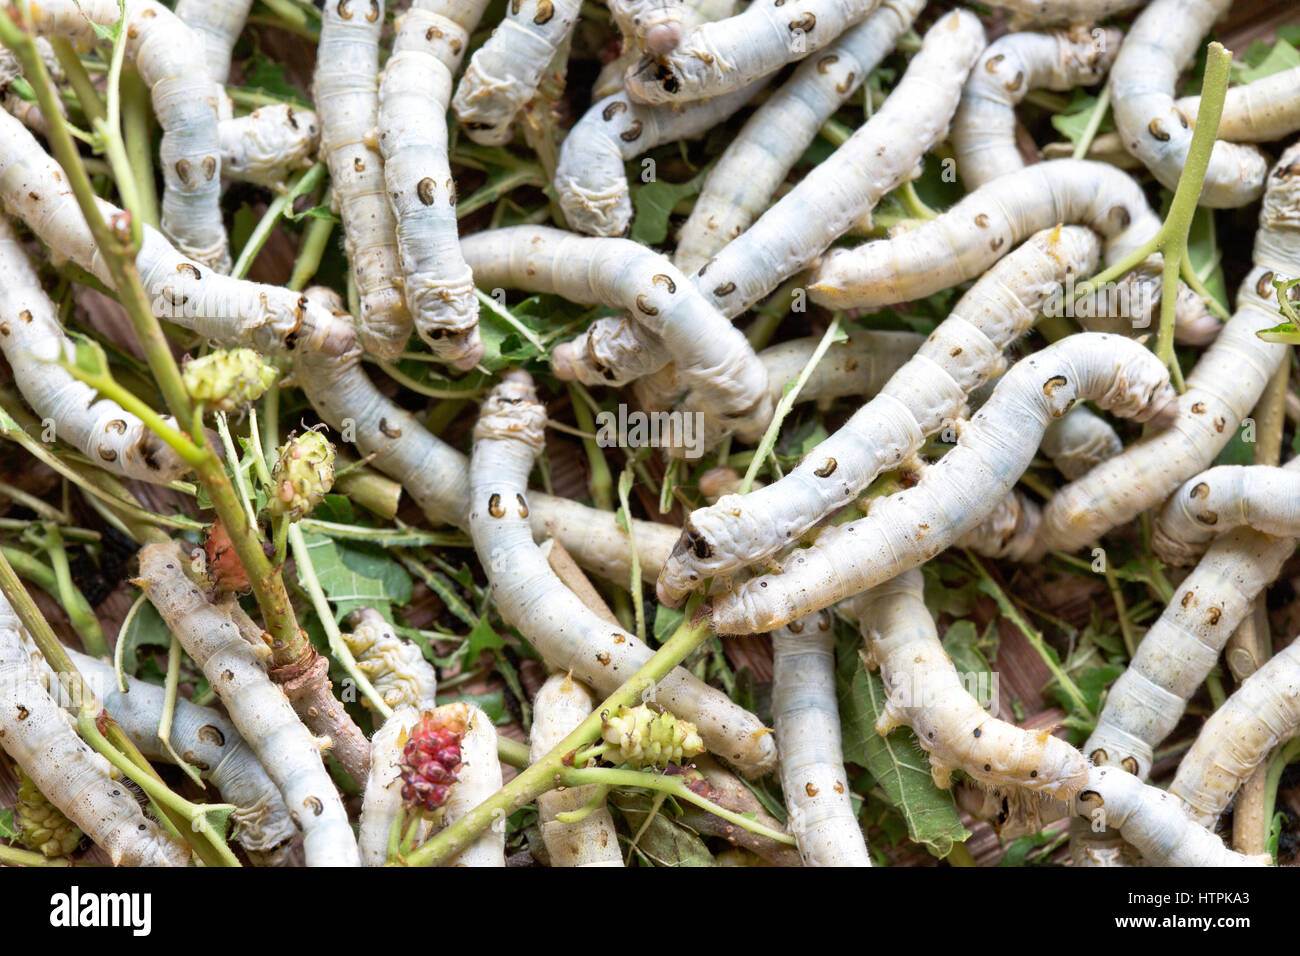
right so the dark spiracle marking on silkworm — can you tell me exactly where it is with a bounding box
[1042,374,1068,397]
[366,0,380,22]
[603,101,628,121]
[1121,757,1138,775]
[198,725,226,747]
[175,159,192,184]
[788,13,815,33]
[98,446,118,462]
[516,493,529,518]
[984,54,1004,72]
[337,0,353,19]
[106,419,128,435]
[177,263,202,280]
[652,274,676,293]
[713,281,736,297]
[202,157,218,181]
[1189,481,1210,499]
[534,0,555,24]
[816,55,838,73]
[635,294,658,316]
[619,121,644,142]
[417,177,437,206]
[1148,118,1170,141]
[489,493,506,518]
[813,458,837,477]
[378,418,403,439]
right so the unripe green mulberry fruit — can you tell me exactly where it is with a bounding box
[183,348,277,413]
[270,430,335,520]
[15,769,82,858]
[601,704,704,769]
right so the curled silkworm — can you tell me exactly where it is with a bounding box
[442,702,505,867]
[1039,404,1122,479]
[673,0,921,273]
[951,27,1122,189]
[1154,464,1300,565]
[451,0,583,146]
[1176,66,1300,143]
[175,0,253,90]
[29,0,229,271]
[771,611,871,866]
[315,0,410,359]
[982,0,1147,29]
[0,597,190,866]
[1035,143,1300,555]
[954,488,1042,561]
[657,226,1098,606]
[531,673,623,867]
[609,0,685,57]
[137,541,359,867]
[1108,0,1270,208]
[710,333,1175,634]
[358,706,425,866]
[220,105,321,191]
[0,217,188,483]
[690,10,986,321]
[66,650,296,866]
[554,81,764,238]
[622,0,883,105]
[343,607,439,710]
[462,226,772,447]
[467,372,776,776]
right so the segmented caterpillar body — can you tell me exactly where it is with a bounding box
[0,596,189,866]
[29,0,230,271]
[1039,404,1122,479]
[442,702,506,866]
[1176,66,1300,143]
[657,226,1099,605]
[0,217,188,484]
[0,38,65,135]
[1109,0,1269,208]
[672,0,921,273]
[608,0,686,56]
[951,27,1121,189]
[467,372,777,776]
[771,611,871,866]
[592,0,735,99]
[175,0,253,91]
[531,673,623,867]
[853,570,1090,798]
[710,334,1176,634]
[954,488,1042,560]
[315,0,410,359]
[1035,144,1300,555]
[343,607,439,710]
[358,706,428,866]
[983,0,1147,29]
[1154,464,1300,566]
[219,105,320,191]
[138,541,360,867]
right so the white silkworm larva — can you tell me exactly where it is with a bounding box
[554,80,764,238]
[852,570,1090,798]
[672,0,922,274]
[692,10,986,321]
[1155,463,1300,566]
[951,27,1121,190]
[710,333,1176,634]
[657,226,1099,606]
[65,649,297,866]
[343,607,438,710]
[609,0,685,57]
[0,217,188,484]
[175,0,253,90]
[1039,403,1121,479]
[982,0,1147,29]
[137,541,360,867]
[451,0,584,146]
[294,289,677,586]
[1108,0,1269,209]
[358,705,423,866]
[467,372,777,776]
[378,1,487,368]
[530,673,623,867]
[443,702,505,866]
[953,487,1042,560]
[593,0,734,99]
[0,38,65,135]
[0,108,354,358]
[1176,66,1300,144]
[1071,766,1266,866]
[315,0,410,359]
[30,0,229,271]
[1034,143,1300,555]
[622,0,883,105]
[0,596,190,866]
[1170,638,1300,827]
[219,105,320,191]
[771,610,871,866]
[462,226,772,444]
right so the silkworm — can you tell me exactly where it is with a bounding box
[66,649,297,867]
[809,159,1216,345]
[1108,0,1269,208]
[378,2,487,368]
[771,611,871,866]
[1176,66,1300,144]
[622,0,884,105]
[0,38,65,136]
[451,0,583,146]
[710,333,1176,634]
[0,595,190,866]
[853,570,1089,798]
[982,0,1147,29]
[219,105,321,192]
[294,288,678,587]
[690,9,986,320]
[554,80,765,238]
[443,702,505,866]
[530,673,623,867]
[609,0,686,57]
[137,540,360,867]
[1170,637,1300,827]
[315,0,410,359]
[1154,463,1300,565]
[29,0,230,271]
[657,226,1099,606]
[461,226,772,446]
[0,108,354,358]
[358,705,422,866]
[1070,766,1266,866]
[1039,404,1122,479]
[593,0,736,99]
[954,488,1042,560]
[466,372,776,776]
[672,0,922,273]
[0,217,188,484]
[343,607,439,710]
[951,27,1122,190]
[175,0,253,90]
[1034,143,1300,555]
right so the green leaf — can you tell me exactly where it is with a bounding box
[89,16,123,43]
[1076,663,1124,720]
[119,600,175,675]
[298,533,412,620]
[631,166,709,246]
[652,604,684,646]
[941,619,993,680]
[1050,92,1114,145]
[9,76,35,103]
[1257,320,1300,345]
[996,830,1061,866]
[436,690,509,725]
[1236,39,1300,84]
[1186,205,1228,313]
[476,294,549,372]
[462,615,505,665]
[0,808,16,841]
[238,52,309,105]
[64,330,112,379]
[610,790,716,867]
